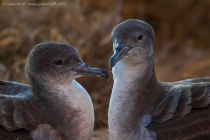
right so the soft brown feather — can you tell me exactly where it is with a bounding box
[0,81,43,139]
[148,106,210,139]
[148,78,210,139]
[0,125,32,140]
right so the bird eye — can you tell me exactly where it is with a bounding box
[137,33,144,40]
[53,59,63,65]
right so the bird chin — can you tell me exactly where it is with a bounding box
[73,74,83,79]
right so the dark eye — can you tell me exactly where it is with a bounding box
[137,33,144,40]
[53,59,63,65]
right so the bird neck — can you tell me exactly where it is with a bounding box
[51,80,94,140]
[26,72,94,140]
[109,57,159,139]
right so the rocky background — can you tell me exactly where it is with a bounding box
[0,0,210,139]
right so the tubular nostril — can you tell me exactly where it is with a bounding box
[116,46,123,52]
[84,63,88,67]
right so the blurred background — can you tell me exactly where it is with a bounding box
[0,0,210,139]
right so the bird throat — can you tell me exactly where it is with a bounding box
[109,58,158,139]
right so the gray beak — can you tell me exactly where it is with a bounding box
[109,43,132,70]
[72,62,109,79]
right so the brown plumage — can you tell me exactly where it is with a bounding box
[108,19,210,140]
[0,43,109,140]
[148,78,210,139]
[0,125,31,140]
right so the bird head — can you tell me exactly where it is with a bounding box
[26,43,109,84]
[109,19,155,71]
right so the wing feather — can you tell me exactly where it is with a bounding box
[0,125,32,140]
[148,79,210,139]
[0,81,43,139]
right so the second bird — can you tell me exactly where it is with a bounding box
[109,19,210,140]
[0,42,109,140]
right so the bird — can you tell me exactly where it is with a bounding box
[0,42,109,140]
[108,19,210,140]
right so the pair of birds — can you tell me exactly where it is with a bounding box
[0,19,210,140]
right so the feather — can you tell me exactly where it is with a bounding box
[0,81,42,139]
[148,80,210,139]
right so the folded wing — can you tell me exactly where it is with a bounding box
[148,78,210,139]
[0,81,43,139]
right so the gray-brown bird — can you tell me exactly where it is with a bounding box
[109,19,210,140]
[0,42,108,140]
